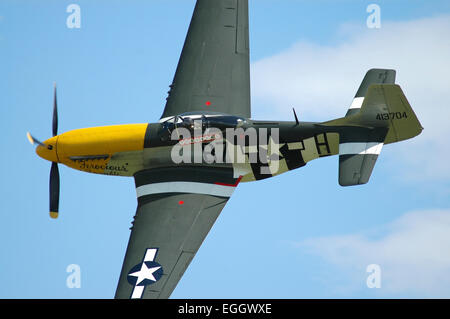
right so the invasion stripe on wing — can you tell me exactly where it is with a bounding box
[136,181,237,198]
[339,142,383,155]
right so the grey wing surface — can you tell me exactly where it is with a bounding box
[161,0,251,119]
[115,167,241,299]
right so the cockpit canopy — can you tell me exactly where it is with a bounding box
[158,112,248,142]
[161,112,247,131]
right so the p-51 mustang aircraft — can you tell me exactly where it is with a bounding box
[27,0,422,299]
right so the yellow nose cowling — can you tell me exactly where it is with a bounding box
[36,136,59,163]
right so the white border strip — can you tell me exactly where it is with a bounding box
[136,181,236,198]
[349,97,364,109]
[339,142,383,155]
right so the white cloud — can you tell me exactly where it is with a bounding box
[251,15,450,181]
[299,209,450,297]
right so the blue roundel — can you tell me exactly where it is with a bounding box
[127,260,164,287]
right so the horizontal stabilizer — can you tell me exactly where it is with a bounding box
[338,127,387,186]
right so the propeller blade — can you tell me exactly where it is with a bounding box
[26,132,45,147]
[49,162,60,219]
[52,83,58,137]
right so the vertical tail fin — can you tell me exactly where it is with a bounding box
[346,68,396,116]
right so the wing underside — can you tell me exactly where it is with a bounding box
[115,166,240,299]
[161,0,251,119]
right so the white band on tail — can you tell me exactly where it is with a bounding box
[349,97,364,109]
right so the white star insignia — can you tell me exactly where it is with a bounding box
[128,262,161,286]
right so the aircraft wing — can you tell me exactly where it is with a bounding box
[160,0,251,119]
[115,166,241,299]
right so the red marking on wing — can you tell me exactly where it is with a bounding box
[205,101,211,106]
[214,176,243,187]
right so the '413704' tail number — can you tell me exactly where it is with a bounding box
[376,112,408,120]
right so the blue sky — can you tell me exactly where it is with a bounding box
[1,0,450,298]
